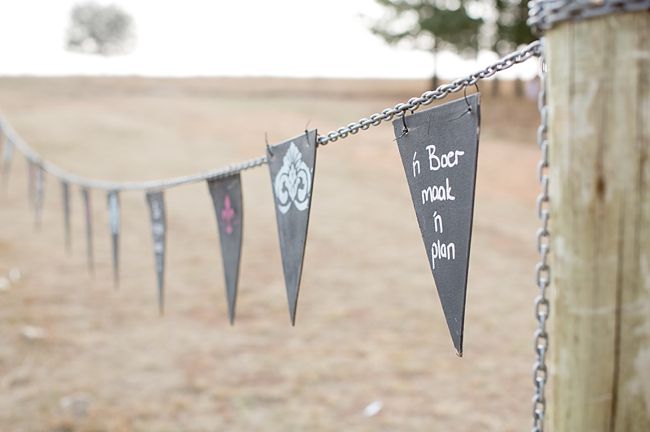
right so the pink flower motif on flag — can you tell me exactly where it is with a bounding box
[221,193,235,234]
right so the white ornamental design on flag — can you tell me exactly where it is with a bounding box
[274,142,311,214]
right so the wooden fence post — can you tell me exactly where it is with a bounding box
[546,10,650,432]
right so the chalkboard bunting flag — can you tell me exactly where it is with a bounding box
[393,94,480,356]
[34,164,45,229]
[81,187,95,274]
[207,173,244,324]
[27,159,36,210]
[0,127,3,177]
[61,180,72,253]
[1,135,14,187]
[146,191,167,315]
[267,129,318,325]
[107,190,121,288]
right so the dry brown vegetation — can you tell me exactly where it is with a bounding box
[0,77,539,431]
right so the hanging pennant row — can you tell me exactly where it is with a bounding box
[0,93,482,356]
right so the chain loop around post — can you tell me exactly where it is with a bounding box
[532,38,550,432]
[528,0,650,35]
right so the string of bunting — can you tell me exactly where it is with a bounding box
[0,40,540,355]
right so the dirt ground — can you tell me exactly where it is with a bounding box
[0,76,541,431]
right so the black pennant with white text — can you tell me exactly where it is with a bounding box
[146,191,166,314]
[393,94,480,356]
[267,130,318,325]
[208,174,243,324]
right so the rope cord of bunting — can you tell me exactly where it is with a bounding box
[0,40,541,192]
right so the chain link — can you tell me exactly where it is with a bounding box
[528,0,650,35]
[532,39,550,432]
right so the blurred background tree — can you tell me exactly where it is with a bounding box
[370,0,533,94]
[493,0,534,95]
[66,2,135,56]
[370,0,483,89]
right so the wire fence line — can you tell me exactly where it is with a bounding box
[0,40,540,192]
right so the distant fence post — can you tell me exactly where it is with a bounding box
[543,7,650,432]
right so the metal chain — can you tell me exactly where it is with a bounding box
[318,40,541,145]
[532,39,550,432]
[0,40,541,192]
[528,0,650,35]
[0,117,268,192]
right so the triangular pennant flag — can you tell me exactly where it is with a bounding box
[207,173,243,324]
[61,180,72,253]
[107,190,120,288]
[146,191,166,314]
[393,94,480,356]
[1,135,13,186]
[81,187,94,274]
[34,164,45,228]
[27,159,35,209]
[267,130,318,325]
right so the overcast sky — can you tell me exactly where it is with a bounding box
[0,0,535,79]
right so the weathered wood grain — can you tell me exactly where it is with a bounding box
[547,11,650,432]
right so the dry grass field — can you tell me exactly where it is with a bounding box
[0,76,540,431]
